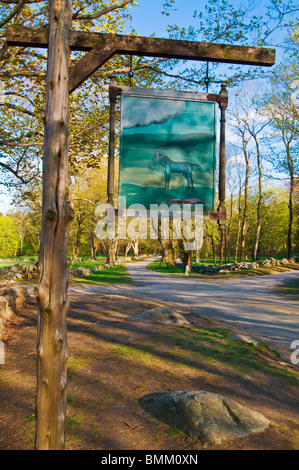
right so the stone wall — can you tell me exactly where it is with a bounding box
[0,263,37,282]
[177,256,299,275]
[0,281,28,341]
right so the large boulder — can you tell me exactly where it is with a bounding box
[148,391,270,445]
[0,283,28,318]
[130,307,189,325]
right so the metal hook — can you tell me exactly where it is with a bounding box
[129,55,134,87]
[204,61,210,93]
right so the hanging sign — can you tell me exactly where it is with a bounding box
[119,88,217,214]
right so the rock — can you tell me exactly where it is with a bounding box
[149,391,270,445]
[9,264,22,273]
[0,297,14,321]
[202,339,218,346]
[75,266,91,277]
[130,307,189,325]
[229,334,261,346]
[0,316,5,340]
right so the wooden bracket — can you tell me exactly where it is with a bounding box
[69,44,114,93]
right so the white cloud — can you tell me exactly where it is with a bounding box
[0,193,13,215]
[122,97,185,129]
[227,154,244,165]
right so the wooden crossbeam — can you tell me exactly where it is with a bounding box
[6,26,276,93]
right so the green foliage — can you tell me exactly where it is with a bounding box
[73,264,132,285]
[275,278,299,300]
[0,214,19,257]
[1,0,299,262]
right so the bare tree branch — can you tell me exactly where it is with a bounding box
[73,0,134,20]
[0,0,45,3]
[0,70,45,78]
[0,102,36,116]
[0,140,43,147]
[0,0,26,28]
[0,160,38,184]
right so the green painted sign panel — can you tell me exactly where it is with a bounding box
[119,89,217,213]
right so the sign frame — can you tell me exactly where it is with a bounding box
[118,87,218,217]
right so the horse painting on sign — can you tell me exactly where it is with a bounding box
[119,92,217,213]
[152,149,201,191]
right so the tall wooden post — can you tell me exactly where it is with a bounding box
[106,74,118,264]
[218,83,228,266]
[34,0,73,450]
[107,74,117,206]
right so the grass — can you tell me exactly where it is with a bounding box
[71,259,105,270]
[170,325,297,384]
[147,260,184,275]
[0,261,35,267]
[72,264,132,285]
[147,260,299,278]
[106,321,297,385]
[275,278,299,301]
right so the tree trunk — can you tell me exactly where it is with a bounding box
[219,226,225,266]
[240,142,250,262]
[252,136,263,261]
[225,192,233,263]
[178,238,192,273]
[210,235,217,267]
[234,187,242,264]
[165,240,176,267]
[133,238,139,258]
[125,241,132,259]
[106,238,118,264]
[287,167,294,260]
[253,215,262,261]
[34,0,73,450]
[69,213,82,269]
[160,239,167,266]
[90,232,96,259]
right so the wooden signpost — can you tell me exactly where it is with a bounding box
[5,1,275,450]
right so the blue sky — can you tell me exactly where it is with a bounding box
[126,0,287,63]
[127,0,289,45]
[124,0,199,37]
[0,0,294,213]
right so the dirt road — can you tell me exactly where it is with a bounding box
[70,259,299,354]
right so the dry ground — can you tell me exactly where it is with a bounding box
[0,293,299,450]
